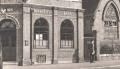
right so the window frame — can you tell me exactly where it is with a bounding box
[34,18,49,49]
[60,19,74,49]
[103,4,119,40]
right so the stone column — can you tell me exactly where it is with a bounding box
[17,20,23,66]
[22,7,31,65]
[118,21,120,39]
[51,7,59,64]
[96,33,100,61]
[94,16,102,61]
[78,10,84,62]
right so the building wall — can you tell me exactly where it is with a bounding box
[0,4,23,64]
[0,0,22,3]
[0,0,82,9]
[0,0,84,65]
[32,6,53,64]
[56,8,77,63]
[27,0,82,9]
[93,0,120,61]
[23,4,84,64]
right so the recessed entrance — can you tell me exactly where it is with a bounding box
[0,19,16,61]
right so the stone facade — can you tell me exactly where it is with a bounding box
[84,0,120,61]
[0,4,23,65]
[2,0,120,66]
[93,0,120,61]
[0,0,84,65]
[22,4,84,64]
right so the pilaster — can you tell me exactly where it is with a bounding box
[22,6,31,65]
[78,10,84,62]
[51,7,59,64]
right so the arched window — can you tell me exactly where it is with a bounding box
[0,19,16,29]
[100,3,120,54]
[103,4,119,39]
[60,19,74,48]
[34,18,49,48]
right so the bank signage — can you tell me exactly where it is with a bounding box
[0,8,14,13]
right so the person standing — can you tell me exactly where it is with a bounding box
[89,40,95,63]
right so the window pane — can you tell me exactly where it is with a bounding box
[34,18,49,48]
[36,34,39,40]
[60,20,74,48]
[104,4,118,39]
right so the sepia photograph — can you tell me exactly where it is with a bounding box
[1,0,120,69]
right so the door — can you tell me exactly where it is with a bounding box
[84,37,97,62]
[0,19,16,61]
[1,29,16,61]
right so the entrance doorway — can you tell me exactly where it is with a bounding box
[84,33,97,61]
[0,19,16,61]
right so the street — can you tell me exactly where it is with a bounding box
[3,61,120,69]
[84,65,120,69]
[3,65,120,69]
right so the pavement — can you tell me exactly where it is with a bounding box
[3,60,120,69]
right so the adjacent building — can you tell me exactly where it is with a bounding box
[83,0,120,61]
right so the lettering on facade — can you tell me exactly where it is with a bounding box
[58,10,74,16]
[33,8,52,15]
[63,11,73,16]
[0,8,14,13]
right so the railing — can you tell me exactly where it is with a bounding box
[60,40,73,48]
[34,40,48,48]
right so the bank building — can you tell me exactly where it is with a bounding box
[0,0,120,66]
